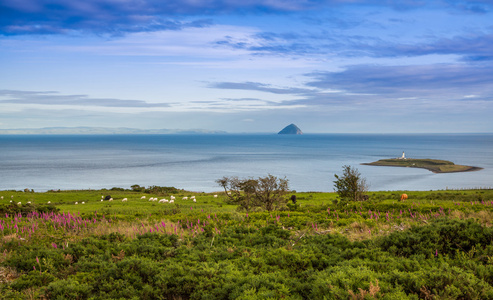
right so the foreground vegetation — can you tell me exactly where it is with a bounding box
[1,188,492,299]
[363,158,482,173]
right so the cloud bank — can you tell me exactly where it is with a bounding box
[2,0,492,35]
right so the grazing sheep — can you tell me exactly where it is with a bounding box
[75,202,78,205]
[191,196,196,199]
[159,199,169,203]
[0,196,3,200]
[101,199,104,202]
[17,202,21,205]
[48,201,51,204]
[109,198,113,201]
[141,196,146,199]
[182,197,188,200]
[169,200,174,203]
[27,201,31,204]
[11,195,14,199]
[82,202,85,204]
[193,199,196,203]
[213,195,218,198]
[122,198,128,202]
[170,195,175,200]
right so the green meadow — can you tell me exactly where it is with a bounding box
[1,188,492,299]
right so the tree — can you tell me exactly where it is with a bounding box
[333,165,368,201]
[216,175,289,212]
[216,176,259,212]
[131,184,144,192]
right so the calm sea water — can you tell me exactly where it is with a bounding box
[0,134,492,192]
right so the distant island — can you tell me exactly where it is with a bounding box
[278,124,303,135]
[363,154,482,174]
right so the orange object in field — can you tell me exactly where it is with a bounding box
[400,194,408,201]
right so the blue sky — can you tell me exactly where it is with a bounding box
[1,0,492,133]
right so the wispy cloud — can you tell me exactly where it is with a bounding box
[209,61,493,112]
[0,90,170,107]
[211,82,314,95]
[360,32,493,61]
[304,63,493,99]
[213,24,493,62]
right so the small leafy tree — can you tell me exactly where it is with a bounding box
[216,175,289,211]
[131,184,145,192]
[255,175,289,211]
[216,176,259,212]
[333,165,368,201]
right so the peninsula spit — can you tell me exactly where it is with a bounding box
[362,158,482,173]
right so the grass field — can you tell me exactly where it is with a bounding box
[1,188,492,299]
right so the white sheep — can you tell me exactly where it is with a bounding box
[0,196,3,200]
[193,199,196,203]
[122,198,127,202]
[159,199,169,203]
[101,199,103,202]
[27,201,31,204]
[141,196,146,199]
[109,198,113,201]
[82,202,85,204]
[170,195,175,200]
[214,195,218,198]
[48,201,51,204]
[191,196,196,199]
[182,197,188,200]
[17,202,21,205]
[75,202,78,205]
[169,200,174,203]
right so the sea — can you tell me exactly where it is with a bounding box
[0,134,492,193]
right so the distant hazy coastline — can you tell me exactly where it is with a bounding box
[0,127,227,135]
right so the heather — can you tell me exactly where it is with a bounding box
[1,188,492,299]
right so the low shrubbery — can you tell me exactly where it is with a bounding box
[0,189,492,299]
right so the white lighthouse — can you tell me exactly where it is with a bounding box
[401,151,406,159]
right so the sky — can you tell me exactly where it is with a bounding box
[1,0,492,133]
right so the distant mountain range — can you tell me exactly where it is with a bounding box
[0,127,228,135]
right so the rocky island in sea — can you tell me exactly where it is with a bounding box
[278,124,303,135]
[363,152,482,173]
